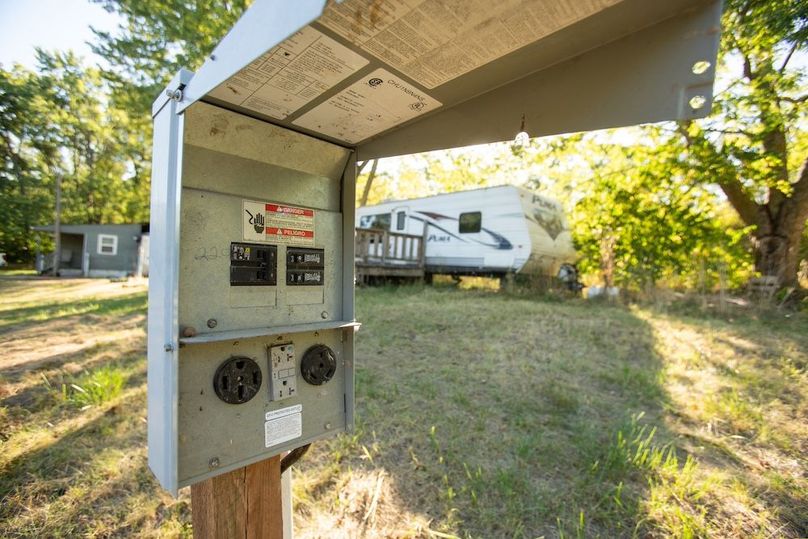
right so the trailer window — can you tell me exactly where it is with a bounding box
[396,211,406,231]
[358,213,390,230]
[459,212,481,233]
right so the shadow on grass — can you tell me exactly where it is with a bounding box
[294,285,807,537]
[0,371,185,538]
[301,286,685,537]
[0,292,147,333]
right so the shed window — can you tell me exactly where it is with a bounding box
[459,212,482,233]
[396,211,406,231]
[97,234,118,256]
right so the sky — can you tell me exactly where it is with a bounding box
[0,0,120,69]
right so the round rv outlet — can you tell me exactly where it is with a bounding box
[300,345,337,386]
[213,356,262,404]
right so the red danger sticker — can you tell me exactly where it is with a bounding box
[266,204,314,217]
[243,199,316,246]
[266,228,315,238]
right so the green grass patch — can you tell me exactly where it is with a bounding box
[1,279,806,537]
[59,364,126,408]
[0,291,147,329]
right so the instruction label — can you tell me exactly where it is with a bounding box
[265,404,303,448]
[321,0,621,88]
[209,26,369,119]
[243,200,315,246]
[293,68,442,143]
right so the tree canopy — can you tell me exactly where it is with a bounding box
[0,0,805,290]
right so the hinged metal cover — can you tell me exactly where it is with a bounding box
[177,0,722,158]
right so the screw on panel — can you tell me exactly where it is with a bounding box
[164,343,174,352]
[209,457,220,469]
[207,318,218,329]
[165,88,183,102]
[324,423,332,430]
[321,311,328,319]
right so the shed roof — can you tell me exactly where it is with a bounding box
[31,224,147,234]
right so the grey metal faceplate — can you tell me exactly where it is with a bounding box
[177,328,351,487]
[174,0,722,158]
[179,103,351,337]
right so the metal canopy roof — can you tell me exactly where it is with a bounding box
[175,0,722,159]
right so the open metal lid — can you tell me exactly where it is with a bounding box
[174,0,722,159]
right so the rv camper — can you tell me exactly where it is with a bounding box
[356,185,577,281]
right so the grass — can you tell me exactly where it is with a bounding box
[0,278,806,537]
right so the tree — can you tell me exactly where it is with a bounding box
[0,65,57,262]
[678,0,808,286]
[358,159,378,207]
[91,0,249,115]
[522,130,752,290]
[0,52,146,263]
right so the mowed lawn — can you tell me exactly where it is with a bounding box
[0,277,806,538]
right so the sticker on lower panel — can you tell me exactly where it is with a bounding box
[264,404,303,448]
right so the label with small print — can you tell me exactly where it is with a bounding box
[264,404,303,448]
[243,200,315,246]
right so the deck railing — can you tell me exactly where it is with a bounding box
[355,228,424,268]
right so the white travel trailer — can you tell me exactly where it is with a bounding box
[356,185,577,280]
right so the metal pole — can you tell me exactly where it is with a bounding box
[53,173,62,276]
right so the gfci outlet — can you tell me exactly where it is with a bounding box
[268,344,297,401]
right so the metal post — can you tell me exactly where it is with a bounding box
[53,173,62,276]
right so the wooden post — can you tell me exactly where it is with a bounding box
[191,455,283,539]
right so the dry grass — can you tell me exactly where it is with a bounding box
[0,278,806,538]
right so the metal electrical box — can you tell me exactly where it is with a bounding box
[148,0,722,494]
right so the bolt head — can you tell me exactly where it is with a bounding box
[321,311,328,319]
[209,457,220,469]
[207,318,218,329]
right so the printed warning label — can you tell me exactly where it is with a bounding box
[243,200,315,246]
[321,0,622,89]
[209,26,369,119]
[264,404,303,448]
[293,68,442,143]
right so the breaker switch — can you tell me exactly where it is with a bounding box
[230,242,277,286]
[286,248,324,286]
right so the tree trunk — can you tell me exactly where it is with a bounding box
[752,191,807,287]
[359,159,378,207]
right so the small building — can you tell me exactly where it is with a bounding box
[32,223,149,278]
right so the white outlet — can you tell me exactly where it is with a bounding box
[268,344,298,401]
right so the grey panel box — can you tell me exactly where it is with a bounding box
[148,101,357,495]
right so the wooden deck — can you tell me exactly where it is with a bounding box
[355,228,425,284]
